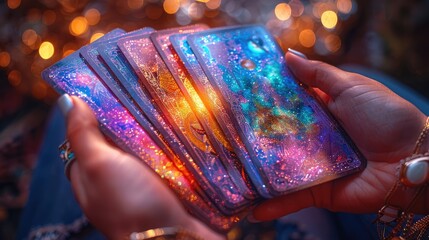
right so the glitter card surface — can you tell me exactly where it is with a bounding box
[189,25,366,196]
[42,30,238,232]
[170,32,271,197]
[151,26,259,205]
[94,29,225,207]
[118,26,252,213]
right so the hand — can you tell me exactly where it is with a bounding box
[62,96,224,240]
[251,52,429,221]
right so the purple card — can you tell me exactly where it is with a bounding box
[42,29,238,232]
[152,27,259,202]
[170,32,271,197]
[188,25,366,196]
[118,26,253,214]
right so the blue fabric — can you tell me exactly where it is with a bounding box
[18,66,429,240]
[17,106,104,239]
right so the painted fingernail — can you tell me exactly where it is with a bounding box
[247,214,261,223]
[58,94,74,117]
[288,48,308,59]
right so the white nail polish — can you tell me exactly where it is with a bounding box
[58,94,74,117]
[288,48,308,59]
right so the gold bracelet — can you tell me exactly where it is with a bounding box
[375,116,429,240]
[129,227,204,240]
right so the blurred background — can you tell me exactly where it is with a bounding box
[0,0,428,239]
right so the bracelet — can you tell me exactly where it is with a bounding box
[375,116,429,240]
[129,227,204,240]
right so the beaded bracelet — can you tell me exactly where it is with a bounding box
[375,117,429,240]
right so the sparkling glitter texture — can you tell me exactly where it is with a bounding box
[96,31,207,185]
[42,49,237,233]
[189,25,365,196]
[118,28,250,214]
[152,26,258,204]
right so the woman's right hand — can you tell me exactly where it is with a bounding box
[252,51,429,221]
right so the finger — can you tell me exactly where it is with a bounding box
[65,96,112,166]
[286,51,356,100]
[251,189,314,221]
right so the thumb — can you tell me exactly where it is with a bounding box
[58,94,114,169]
[286,51,362,100]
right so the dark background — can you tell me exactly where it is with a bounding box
[0,0,428,239]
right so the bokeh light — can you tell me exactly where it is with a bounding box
[0,52,11,68]
[38,41,54,59]
[337,0,353,14]
[163,0,180,14]
[90,32,105,43]
[206,0,221,10]
[7,0,21,9]
[85,9,101,26]
[69,16,89,36]
[299,29,316,48]
[325,34,341,52]
[8,70,22,87]
[321,10,338,29]
[22,29,39,47]
[275,3,291,21]
[127,0,144,9]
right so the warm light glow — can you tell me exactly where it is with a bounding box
[90,32,105,43]
[163,0,180,14]
[42,10,56,25]
[206,0,221,10]
[8,70,22,86]
[0,52,11,67]
[63,49,75,57]
[85,9,101,25]
[39,41,55,59]
[7,0,21,9]
[289,0,304,17]
[22,29,38,47]
[321,10,338,29]
[299,29,316,48]
[274,3,291,21]
[188,2,205,19]
[69,16,88,36]
[325,34,341,52]
[337,0,353,14]
[127,0,144,9]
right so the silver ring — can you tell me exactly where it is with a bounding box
[59,140,76,180]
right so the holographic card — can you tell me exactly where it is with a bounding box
[118,26,253,214]
[170,33,271,198]
[80,28,177,161]
[41,29,238,233]
[95,28,223,203]
[188,25,366,196]
[151,26,259,203]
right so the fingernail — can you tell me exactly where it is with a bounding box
[247,214,261,223]
[288,48,308,59]
[58,94,74,117]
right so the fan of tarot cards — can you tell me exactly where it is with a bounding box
[42,24,366,232]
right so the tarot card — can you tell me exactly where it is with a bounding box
[41,29,238,233]
[118,26,253,214]
[96,30,238,211]
[151,27,258,201]
[93,28,227,207]
[80,28,177,161]
[170,33,271,198]
[188,25,366,196]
